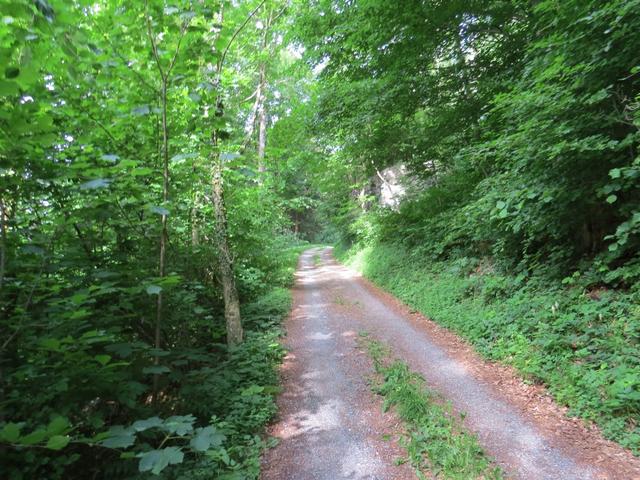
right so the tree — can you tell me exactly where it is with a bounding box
[206,0,270,345]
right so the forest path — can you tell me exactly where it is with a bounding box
[261,248,640,480]
[260,247,417,480]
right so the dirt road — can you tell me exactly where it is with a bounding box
[261,248,640,480]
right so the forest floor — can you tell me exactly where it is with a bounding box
[261,247,640,480]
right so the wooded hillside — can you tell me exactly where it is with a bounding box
[299,0,640,457]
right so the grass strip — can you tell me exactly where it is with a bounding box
[361,333,503,480]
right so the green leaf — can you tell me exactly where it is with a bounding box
[90,431,111,442]
[131,167,153,176]
[20,429,47,445]
[115,159,138,169]
[131,105,150,116]
[94,354,111,365]
[70,308,90,319]
[148,348,171,357]
[138,447,184,475]
[606,194,617,204]
[189,426,225,452]
[241,385,264,396]
[40,338,61,350]
[158,274,181,286]
[146,285,162,295]
[163,415,195,436]
[132,417,163,432]
[100,426,136,449]
[170,153,197,163]
[46,435,70,450]
[106,343,134,358]
[80,178,111,190]
[1,423,22,443]
[220,152,240,162]
[150,206,170,216]
[46,417,70,436]
[0,80,19,96]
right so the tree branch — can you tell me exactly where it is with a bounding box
[218,0,267,72]
[145,0,165,80]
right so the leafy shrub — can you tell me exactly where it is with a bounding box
[342,242,640,454]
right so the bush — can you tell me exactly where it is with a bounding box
[341,241,640,454]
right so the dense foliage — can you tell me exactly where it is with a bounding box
[2,0,639,476]
[296,0,640,455]
[0,0,315,478]
[300,0,640,275]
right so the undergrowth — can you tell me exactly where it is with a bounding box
[342,243,640,455]
[1,244,307,479]
[145,244,309,479]
[361,334,503,480]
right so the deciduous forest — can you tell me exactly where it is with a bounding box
[1,0,639,478]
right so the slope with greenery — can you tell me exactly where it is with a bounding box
[296,0,640,455]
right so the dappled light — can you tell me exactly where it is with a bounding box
[2,0,639,478]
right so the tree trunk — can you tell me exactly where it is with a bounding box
[211,138,243,346]
[205,0,267,346]
[243,84,261,150]
[145,10,190,397]
[156,80,170,340]
[257,61,267,169]
[153,78,170,398]
[256,9,273,172]
[191,191,200,247]
[0,197,6,294]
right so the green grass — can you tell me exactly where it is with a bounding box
[341,242,640,455]
[361,334,503,480]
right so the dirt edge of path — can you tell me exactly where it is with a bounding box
[325,250,640,480]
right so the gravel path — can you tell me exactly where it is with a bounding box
[261,247,640,480]
[261,248,417,480]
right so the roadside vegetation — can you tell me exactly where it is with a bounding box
[2,0,639,477]
[296,0,640,456]
[2,238,306,478]
[361,334,503,480]
[341,243,640,455]
[0,1,314,478]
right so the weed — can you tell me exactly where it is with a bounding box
[334,294,361,307]
[334,294,347,305]
[361,336,503,480]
